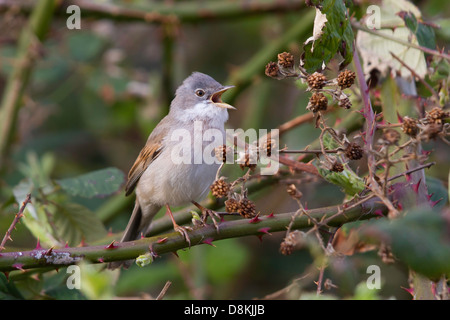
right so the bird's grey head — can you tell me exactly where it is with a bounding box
[170,72,235,113]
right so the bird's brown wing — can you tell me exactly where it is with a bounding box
[124,117,170,196]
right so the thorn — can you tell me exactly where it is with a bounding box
[404,172,412,182]
[411,178,421,194]
[105,240,118,249]
[140,232,145,239]
[430,198,442,208]
[426,193,434,201]
[421,150,432,157]
[157,237,168,244]
[258,227,272,235]
[356,108,365,115]
[12,263,25,272]
[44,247,54,256]
[30,273,40,281]
[171,251,179,258]
[397,202,403,211]
[34,238,42,250]
[64,242,70,248]
[249,213,261,224]
[98,257,104,263]
[78,238,87,247]
[401,286,414,297]
[202,238,216,247]
[374,209,384,217]
[149,244,160,258]
[360,134,367,145]
[267,212,275,218]
[377,118,386,126]
[397,112,403,123]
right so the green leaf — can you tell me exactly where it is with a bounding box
[398,11,436,51]
[302,0,354,72]
[79,263,117,300]
[56,167,125,199]
[53,202,107,245]
[204,238,249,285]
[317,166,365,196]
[66,32,106,62]
[356,0,428,79]
[426,176,448,211]
[12,179,60,247]
[0,273,24,300]
[399,11,418,33]
[362,208,450,279]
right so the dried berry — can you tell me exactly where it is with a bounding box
[259,138,276,157]
[238,198,256,218]
[401,116,419,137]
[225,198,240,213]
[286,184,302,199]
[418,123,442,141]
[344,143,363,160]
[279,231,303,255]
[307,92,328,113]
[337,69,356,89]
[378,243,395,264]
[265,61,280,78]
[382,128,401,145]
[307,72,327,90]
[238,152,257,171]
[338,95,352,109]
[426,107,449,125]
[331,162,344,172]
[210,178,230,198]
[214,144,233,163]
[277,52,295,69]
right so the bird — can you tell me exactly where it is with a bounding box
[110,72,235,268]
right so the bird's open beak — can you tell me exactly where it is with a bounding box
[210,86,236,110]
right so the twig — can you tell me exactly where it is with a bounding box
[0,193,31,252]
[0,198,387,272]
[0,0,55,170]
[352,20,450,61]
[156,281,172,300]
[390,52,439,101]
[353,49,399,217]
[387,162,435,182]
[316,264,326,295]
[0,0,306,24]
[280,148,340,155]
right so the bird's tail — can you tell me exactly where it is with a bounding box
[108,201,161,269]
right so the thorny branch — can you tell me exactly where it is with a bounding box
[0,196,387,273]
[0,193,31,252]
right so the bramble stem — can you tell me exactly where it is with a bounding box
[0,197,386,272]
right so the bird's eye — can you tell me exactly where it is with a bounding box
[195,89,205,97]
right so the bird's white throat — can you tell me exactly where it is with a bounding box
[178,101,229,127]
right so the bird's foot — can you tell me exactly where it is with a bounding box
[174,224,193,247]
[201,209,221,232]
